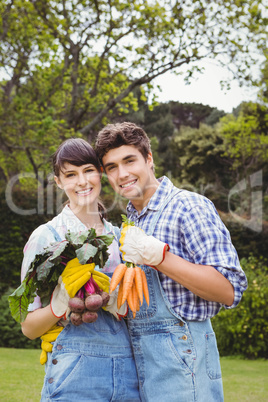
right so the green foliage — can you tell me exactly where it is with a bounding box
[0,189,47,295]
[219,102,268,174]
[212,256,268,359]
[0,0,267,179]
[0,290,39,349]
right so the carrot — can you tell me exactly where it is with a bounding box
[134,266,143,305]
[141,269,150,306]
[131,283,139,318]
[117,280,124,309]
[127,283,136,316]
[110,263,127,293]
[122,267,135,304]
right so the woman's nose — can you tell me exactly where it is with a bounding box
[77,173,87,185]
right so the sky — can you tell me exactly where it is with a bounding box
[153,60,260,113]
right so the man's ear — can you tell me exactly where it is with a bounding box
[147,152,154,168]
[54,175,63,189]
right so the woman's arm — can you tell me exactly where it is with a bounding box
[21,305,60,340]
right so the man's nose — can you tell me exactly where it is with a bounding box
[118,164,129,179]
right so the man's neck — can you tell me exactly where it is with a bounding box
[131,178,159,214]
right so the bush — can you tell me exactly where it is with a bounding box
[212,255,268,359]
[0,289,40,349]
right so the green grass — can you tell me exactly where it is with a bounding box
[0,348,267,401]
[0,348,44,402]
[221,356,268,401]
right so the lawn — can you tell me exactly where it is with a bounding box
[0,348,267,401]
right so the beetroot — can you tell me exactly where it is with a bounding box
[85,294,103,311]
[82,311,98,323]
[69,277,109,326]
[100,291,110,307]
[68,297,85,313]
[70,312,83,326]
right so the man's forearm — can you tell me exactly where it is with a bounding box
[156,251,234,306]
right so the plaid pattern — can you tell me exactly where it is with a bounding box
[126,176,248,321]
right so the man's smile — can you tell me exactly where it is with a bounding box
[119,179,137,189]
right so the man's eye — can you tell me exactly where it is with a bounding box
[107,166,115,171]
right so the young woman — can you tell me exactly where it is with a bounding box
[20,138,141,401]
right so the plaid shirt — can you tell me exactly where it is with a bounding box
[126,176,248,321]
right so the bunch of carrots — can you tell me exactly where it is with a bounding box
[110,262,149,318]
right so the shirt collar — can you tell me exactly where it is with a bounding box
[126,176,174,216]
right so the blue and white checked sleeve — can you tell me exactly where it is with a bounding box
[180,198,248,309]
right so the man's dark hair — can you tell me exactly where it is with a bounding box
[95,122,151,162]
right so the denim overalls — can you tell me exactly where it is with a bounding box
[40,227,141,402]
[127,190,224,402]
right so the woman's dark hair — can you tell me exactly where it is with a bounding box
[52,138,106,219]
[53,138,102,177]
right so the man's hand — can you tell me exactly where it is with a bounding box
[51,258,95,319]
[40,325,63,365]
[120,226,169,267]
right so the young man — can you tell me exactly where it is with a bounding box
[95,122,247,402]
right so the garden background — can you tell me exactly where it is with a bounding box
[0,0,267,399]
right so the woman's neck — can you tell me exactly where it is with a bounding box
[68,204,104,235]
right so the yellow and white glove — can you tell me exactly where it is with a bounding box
[40,324,64,365]
[120,226,169,267]
[51,258,94,319]
[93,270,127,320]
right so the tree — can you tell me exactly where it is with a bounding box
[0,0,267,181]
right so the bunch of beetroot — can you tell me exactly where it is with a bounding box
[68,277,110,325]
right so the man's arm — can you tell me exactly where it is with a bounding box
[156,251,234,306]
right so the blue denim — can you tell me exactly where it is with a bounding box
[41,303,140,401]
[127,190,224,402]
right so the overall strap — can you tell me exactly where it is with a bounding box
[46,224,62,242]
[147,189,180,236]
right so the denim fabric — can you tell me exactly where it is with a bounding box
[127,190,224,402]
[41,287,140,401]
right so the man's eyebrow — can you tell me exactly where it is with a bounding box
[103,154,137,169]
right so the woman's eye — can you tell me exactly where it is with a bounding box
[66,173,75,178]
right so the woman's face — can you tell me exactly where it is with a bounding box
[55,162,101,212]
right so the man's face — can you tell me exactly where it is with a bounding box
[102,145,158,208]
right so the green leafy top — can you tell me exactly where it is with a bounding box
[121,214,135,227]
[8,229,114,323]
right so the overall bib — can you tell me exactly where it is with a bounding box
[41,227,141,402]
[127,191,224,402]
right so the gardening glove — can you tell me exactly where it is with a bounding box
[51,258,95,319]
[40,324,63,365]
[104,285,127,320]
[93,270,127,319]
[120,226,169,267]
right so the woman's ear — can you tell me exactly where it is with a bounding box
[54,175,63,189]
